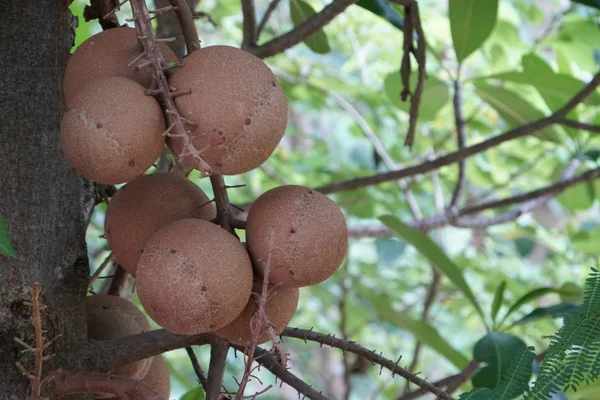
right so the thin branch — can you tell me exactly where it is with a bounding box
[448,77,466,208]
[241,0,257,48]
[232,344,329,400]
[282,328,453,400]
[559,118,600,133]
[247,0,358,59]
[256,0,283,41]
[85,0,120,30]
[186,346,208,391]
[403,1,426,149]
[207,339,230,400]
[169,0,201,53]
[52,369,166,399]
[106,264,129,296]
[315,71,600,194]
[347,161,597,235]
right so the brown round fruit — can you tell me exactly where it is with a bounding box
[136,218,254,335]
[246,185,348,287]
[86,295,152,381]
[60,77,166,185]
[167,45,288,175]
[64,27,178,107]
[216,281,299,346]
[141,356,171,398]
[105,172,215,276]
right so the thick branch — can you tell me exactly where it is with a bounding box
[96,329,215,369]
[247,0,358,59]
[206,340,229,400]
[315,71,600,194]
[281,328,453,400]
[52,369,165,400]
[241,0,257,48]
[169,0,201,53]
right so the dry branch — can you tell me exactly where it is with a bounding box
[281,328,453,400]
[241,0,257,48]
[448,78,466,208]
[315,71,600,194]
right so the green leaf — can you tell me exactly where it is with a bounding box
[360,288,469,369]
[573,227,600,255]
[511,303,580,326]
[471,332,529,388]
[473,82,563,143]
[491,281,506,326]
[383,72,450,121]
[559,282,583,304]
[290,0,331,54]
[0,213,16,258]
[355,0,403,30]
[498,287,564,328]
[557,181,595,212]
[379,215,486,326]
[449,0,499,62]
[181,387,205,400]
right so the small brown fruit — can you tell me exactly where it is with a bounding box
[136,219,254,335]
[216,281,299,346]
[86,295,152,381]
[167,45,288,175]
[60,77,165,185]
[64,27,178,107]
[141,356,171,398]
[105,172,215,276]
[247,185,348,287]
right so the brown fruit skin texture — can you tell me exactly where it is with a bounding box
[247,185,348,288]
[141,356,171,398]
[216,281,299,346]
[86,295,152,382]
[63,27,178,107]
[60,77,166,185]
[105,172,215,276]
[168,45,288,175]
[136,218,254,335]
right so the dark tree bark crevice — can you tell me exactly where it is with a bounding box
[0,2,100,397]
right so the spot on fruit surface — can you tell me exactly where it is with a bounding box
[170,249,176,254]
[96,123,103,129]
[128,160,135,167]
[245,118,251,125]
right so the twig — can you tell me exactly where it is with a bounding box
[235,233,278,399]
[282,328,453,400]
[315,71,600,194]
[186,346,209,391]
[397,360,479,400]
[340,278,352,400]
[448,77,466,208]
[255,0,283,41]
[247,0,358,59]
[14,283,56,398]
[241,0,257,48]
[88,252,114,290]
[129,0,211,174]
[52,369,166,399]
[559,118,600,133]
[207,339,230,400]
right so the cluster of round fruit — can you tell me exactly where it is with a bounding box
[61,24,348,392]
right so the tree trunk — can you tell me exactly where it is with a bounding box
[0,2,98,397]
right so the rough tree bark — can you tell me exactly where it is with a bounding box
[0,2,99,398]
